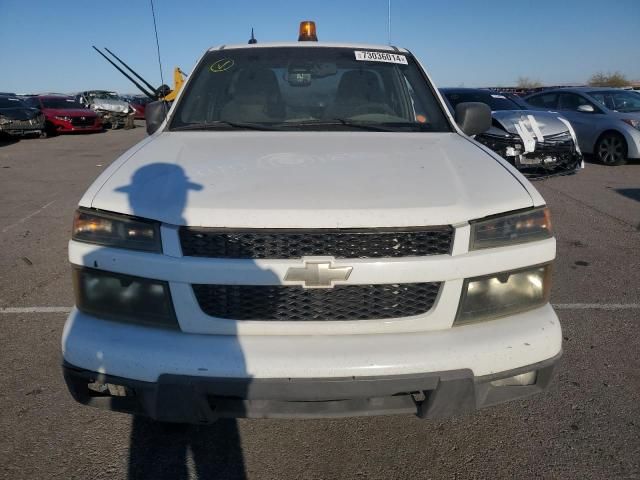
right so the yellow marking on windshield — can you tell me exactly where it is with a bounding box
[210,59,235,73]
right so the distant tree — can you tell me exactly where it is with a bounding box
[588,71,630,87]
[516,76,543,89]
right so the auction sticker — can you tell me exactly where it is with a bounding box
[354,50,407,65]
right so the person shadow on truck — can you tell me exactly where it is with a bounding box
[76,162,282,479]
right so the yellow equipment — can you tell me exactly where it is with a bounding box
[162,68,187,101]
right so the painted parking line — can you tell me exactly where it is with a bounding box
[1,199,56,234]
[0,307,72,314]
[1,304,639,314]
[553,303,640,310]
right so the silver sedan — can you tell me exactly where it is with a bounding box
[525,87,640,165]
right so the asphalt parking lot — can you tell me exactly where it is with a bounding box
[0,128,639,480]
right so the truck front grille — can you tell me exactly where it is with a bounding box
[179,227,453,259]
[192,283,441,321]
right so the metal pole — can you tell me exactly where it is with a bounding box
[388,0,391,45]
[104,47,158,94]
[92,46,156,99]
[150,0,165,90]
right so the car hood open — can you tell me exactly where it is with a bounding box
[85,131,534,228]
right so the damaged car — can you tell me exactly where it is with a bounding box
[76,90,134,129]
[0,95,45,138]
[23,95,103,135]
[441,88,583,178]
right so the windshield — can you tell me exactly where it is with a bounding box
[41,97,84,109]
[444,91,522,111]
[588,90,640,113]
[171,47,451,132]
[0,97,26,108]
[89,92,119,100]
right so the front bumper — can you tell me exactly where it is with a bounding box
[622,126,640,159]
[95,111,128,127]
[62,304,562,421]
[477,133,582,179]
[63,353,559,422]
[0,124,43,136]
[49,118,102,133]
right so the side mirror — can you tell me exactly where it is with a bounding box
[577,104,595,113]
[455,102,492,136]
[145,100,170,135]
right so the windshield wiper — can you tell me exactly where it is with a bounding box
[284,119,397,132]
[281,119,428,132]
[171,121,280,131]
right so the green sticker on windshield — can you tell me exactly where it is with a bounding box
[210,59,235,73]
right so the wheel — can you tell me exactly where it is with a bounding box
[596,132,627,166]
[43,122,57,138]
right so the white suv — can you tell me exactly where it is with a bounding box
[62,36,561,422]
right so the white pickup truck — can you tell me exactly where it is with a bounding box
[62,29,561,422]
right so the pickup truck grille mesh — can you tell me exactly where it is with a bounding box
[192,283,441,321]
[179,227,454,259]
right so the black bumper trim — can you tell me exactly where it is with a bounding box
[63,353,560,422]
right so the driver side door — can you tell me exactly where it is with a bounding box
[556,93,602,153]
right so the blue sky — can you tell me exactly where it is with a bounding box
[1,0,638,94]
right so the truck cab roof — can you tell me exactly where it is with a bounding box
[208,42,409,53]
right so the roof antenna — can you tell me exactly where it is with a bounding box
[387,0,391,45]
[149,0,166,98]
[248,28,257,44]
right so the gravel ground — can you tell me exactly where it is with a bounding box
[0,128,639,479]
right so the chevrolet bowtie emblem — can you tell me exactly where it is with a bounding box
[285,261,353,288]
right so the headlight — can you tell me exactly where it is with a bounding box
[622,119,640,131]
[73,267,177,328]
[455,264,552,326]
[72,209,161,252]
[470,207,551,250]
[0,116,11,125]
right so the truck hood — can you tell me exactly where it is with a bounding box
[86,131,534,228]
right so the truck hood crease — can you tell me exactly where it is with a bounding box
[87,132,534,228]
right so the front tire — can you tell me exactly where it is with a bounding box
[43,122,57,138]
[596,133,627,166]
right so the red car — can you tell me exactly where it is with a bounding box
[24,95,103,134]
